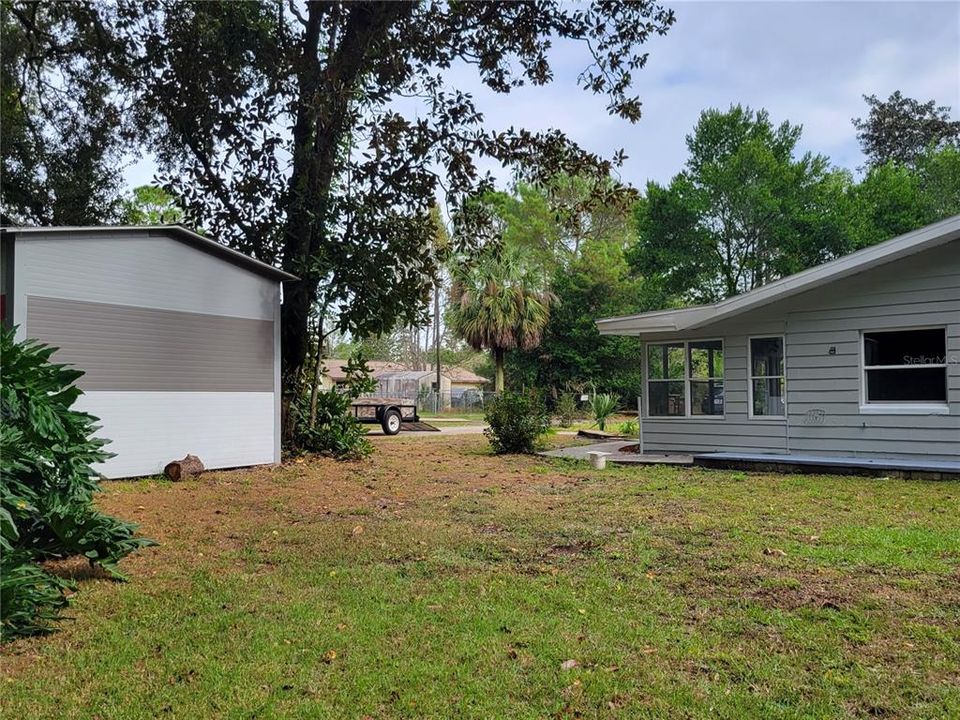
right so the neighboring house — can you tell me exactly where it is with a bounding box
[318,359,487,400]
[374,370,452,401]
[436,366,490,398]
[597,215,960,463]
[318,358,406,390]
[0,225,295,478]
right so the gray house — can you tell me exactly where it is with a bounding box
[597,215,960,465]
[1,225,296,478]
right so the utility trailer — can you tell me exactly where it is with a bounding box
[350,398,420,435]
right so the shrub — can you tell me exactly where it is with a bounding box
[484,391,550,454]
[290,352,374,460]
[618,419,639,437]
[590,393,619,431]
[0,328,155,641]
[290,389,372,460]
[554,393,579,428]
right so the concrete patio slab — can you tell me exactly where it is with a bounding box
[541,441,693,466]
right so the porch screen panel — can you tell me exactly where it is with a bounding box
[647,343,685,416]
[689,340,724,416]
[750,337,785,417]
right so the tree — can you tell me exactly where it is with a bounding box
[853,91,960,169]
[448,245,554,393]
[479,175,638,276]
[489,178,653,400]
[629,105,850,303]
[842,145,960,249]
[0,3,130,224]
[509,234,655,401]
[121,185,184,225]
[4,2,676,437]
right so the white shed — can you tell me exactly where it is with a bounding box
[0,225,296,478]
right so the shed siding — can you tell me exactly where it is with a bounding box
[26,295,274,392]
[74,392,276,478]
[13,231,282,477]
[12,232,278,324]
[636,239,959,461]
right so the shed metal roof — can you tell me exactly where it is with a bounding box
[597,214,960,337]
[2,224,298,282]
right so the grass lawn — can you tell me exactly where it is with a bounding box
[3,435,958,719]
[557,414,640,434]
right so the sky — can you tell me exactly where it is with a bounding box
[124,0,960,192]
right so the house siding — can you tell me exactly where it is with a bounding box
[637,239,959,461]
[12,230,283,477]
[779,240,959,461]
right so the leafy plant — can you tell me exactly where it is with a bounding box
[554,393,579,428]
[289,352,374,461]
[484,391,550,455]
[590,393,620,432]
[618,419,639,437]
[0,327,155,641]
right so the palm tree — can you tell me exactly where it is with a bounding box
[448,245,554,393]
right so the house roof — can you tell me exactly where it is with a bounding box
[321,359,488,384]
[431,366,489,384]
[597,214,960,337]
[321,359,407,381]
[2,224,298,282]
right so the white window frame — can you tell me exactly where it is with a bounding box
[748,335,786,420]
[859,326,949,415]
[644,339,725,419]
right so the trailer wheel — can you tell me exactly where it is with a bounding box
[381,408,402,435]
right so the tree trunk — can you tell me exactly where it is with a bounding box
[309,316,324,428]
[494,347,505,394]
[434,283,441,411]
[163,454,204,481]
[279,2,414,441]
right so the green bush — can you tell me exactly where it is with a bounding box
[590,393,620,431]
[554,393,579,428]
[290,389,372,460]
[618,419,638,437]
[484,391,550,454]
[0,328,155,641]
[290,353,374,460]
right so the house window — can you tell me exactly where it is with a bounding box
[647,340,724,417]
[647,343,685,416]
[749,337,785,417]
[689,340,724,416]
[862,328,946,404]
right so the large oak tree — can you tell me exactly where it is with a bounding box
[3,0,675,431]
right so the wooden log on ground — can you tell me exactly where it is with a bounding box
[164,454,205,481]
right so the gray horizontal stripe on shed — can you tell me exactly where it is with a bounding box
[26,295,274,392]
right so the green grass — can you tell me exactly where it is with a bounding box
[555,414,639,433]
[3,437,958,719]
